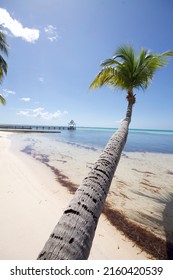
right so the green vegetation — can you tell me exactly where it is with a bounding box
[0,28,9,105]
[90,45,173,105]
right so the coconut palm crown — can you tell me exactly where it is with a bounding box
[90,45,173,105]
[0,28,9,105]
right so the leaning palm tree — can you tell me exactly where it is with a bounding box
[38,45,173,260]
[0,28,8,105]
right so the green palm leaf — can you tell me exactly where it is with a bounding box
[101,58,121,67]
[0,29,8,105]
[0,55,8,78]
[90,45,173,99]
[0,30,9,56]
[89,67,116,89]
[0,95,6,105]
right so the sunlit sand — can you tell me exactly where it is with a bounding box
[0,131,173,259]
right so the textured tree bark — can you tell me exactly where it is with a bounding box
[37,102,133,260]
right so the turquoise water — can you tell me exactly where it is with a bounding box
[43,127,173,154]
[9,126,173,154]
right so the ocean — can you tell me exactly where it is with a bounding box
[36,127,173,154]
[10,126,173,154]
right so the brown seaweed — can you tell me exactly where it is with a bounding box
[21,147,172,259]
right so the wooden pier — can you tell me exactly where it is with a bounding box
[0,124,76,133]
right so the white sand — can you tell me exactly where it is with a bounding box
[43,139,173,243]
[0,132,72,259]
[0,132,151,260]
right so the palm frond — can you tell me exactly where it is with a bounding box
[114,46,135,65]
[0,29,8,84]
[90,44,173,94]
[0,55,8,80]
[89,67,117,89]
[0,95,6,105]
[160,51,173,57]
[101,58,121,67]
[0,29,9,56]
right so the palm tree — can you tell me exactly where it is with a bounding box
[0,28,8,105]
[37,45,173,260]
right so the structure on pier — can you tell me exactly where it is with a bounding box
[68,120,76,130]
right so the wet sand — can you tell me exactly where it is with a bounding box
[1,131,173,259]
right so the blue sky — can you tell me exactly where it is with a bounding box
[0,0,173,129]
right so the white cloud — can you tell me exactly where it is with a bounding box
[38,77,44,82]
[2,88,16,97]
[44,25,60,42]
[20,97,31,102]
[17,107,68,121]
[17,110,29,116]
[0,8,39,43]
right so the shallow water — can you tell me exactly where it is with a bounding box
[14,127,173,154]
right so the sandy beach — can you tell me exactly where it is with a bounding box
[0,131,173,260]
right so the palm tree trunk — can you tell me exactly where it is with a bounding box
[37,102,133,260]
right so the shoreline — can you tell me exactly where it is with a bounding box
[20,140,173,259]
[0,131,151,260]
[1,131,173,259]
